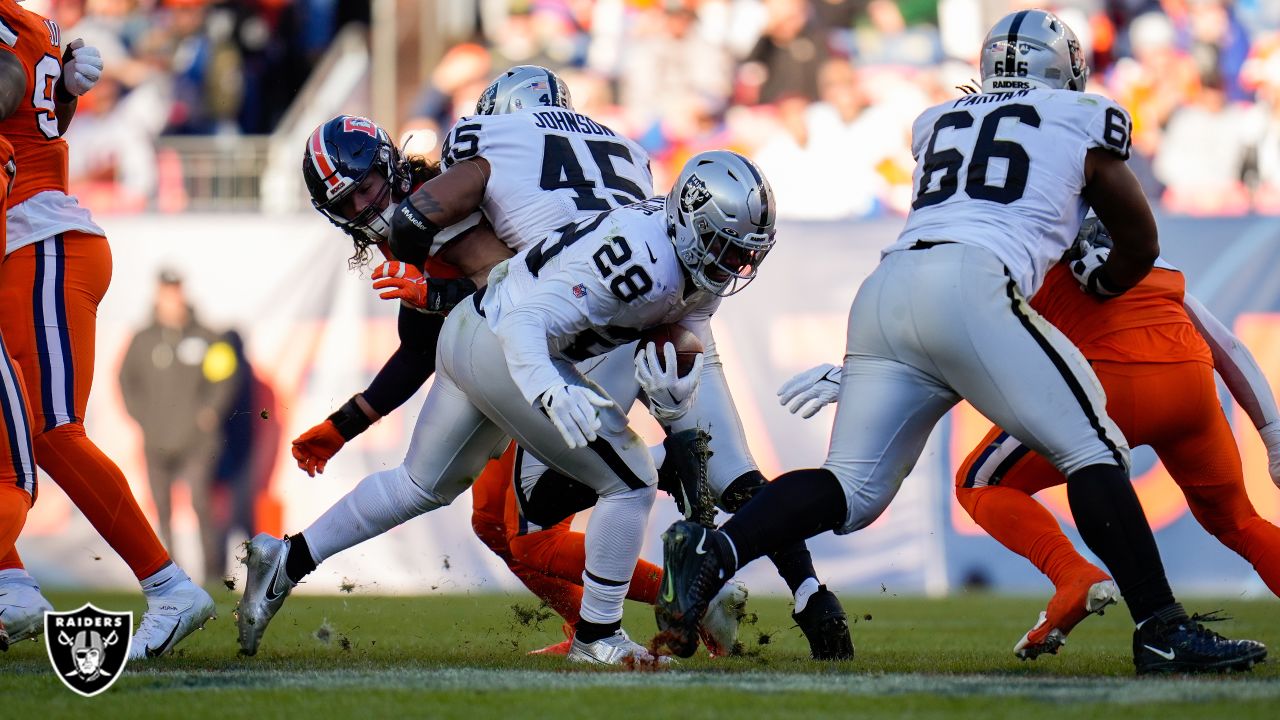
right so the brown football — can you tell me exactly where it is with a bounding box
[636,324,704,377]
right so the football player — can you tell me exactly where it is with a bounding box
[239,76,747,660]
[655,10,1266,673]
[0,0,214,658]
[392,65,851,659]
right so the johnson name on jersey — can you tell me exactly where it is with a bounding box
[440,109,654,252]
[481,198,717,405]
[887,88,1132,297]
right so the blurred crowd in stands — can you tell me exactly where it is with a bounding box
[44,0,1280,217]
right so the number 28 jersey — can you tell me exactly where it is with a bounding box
[887,88,1132,297]
[440,108,653,252]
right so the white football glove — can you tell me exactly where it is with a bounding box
[1259,420,1280,489]
[61,39,103,97]
[634,341,704,423]
[539,384,614,450]
[777,363,841,418]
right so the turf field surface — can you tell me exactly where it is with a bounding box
[2,591,1276,719]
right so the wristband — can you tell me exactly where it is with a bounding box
[388,196,443,266]
[327,394,379,441]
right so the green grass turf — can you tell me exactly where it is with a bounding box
[2,590,1277,719]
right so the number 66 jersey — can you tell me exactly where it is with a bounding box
[888,88,1132,298]
[440,107,653,252]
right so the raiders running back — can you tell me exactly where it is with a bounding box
[888,87,1132,296]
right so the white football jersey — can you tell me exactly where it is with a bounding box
[887,88,1133,296]
[481,198,719,404]
[441,109,654,253]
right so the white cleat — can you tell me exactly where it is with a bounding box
[0,571,54,644]
[698,579,748,657]
[236,533,296,656]
[567,629,673,667]
[129,576,216,660]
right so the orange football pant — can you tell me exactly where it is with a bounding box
[956,360,1280,597]
[0,231,170,579]
[0,332,35,565]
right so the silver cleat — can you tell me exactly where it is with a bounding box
[236,533,297,656]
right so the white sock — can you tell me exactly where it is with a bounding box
[793,577,821,614]
[303,465,446,563]
[140,562,186,596]
[579,485,655,624]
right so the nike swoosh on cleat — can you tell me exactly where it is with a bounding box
[695,532,708,556]
[1144,644,1176,661]
[660,572,675,604]
[263,563,287,604]
[146,623,182,658]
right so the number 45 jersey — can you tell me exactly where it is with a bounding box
[441,108,654,252]
[480,198,719,405]
[888,88,1132,298]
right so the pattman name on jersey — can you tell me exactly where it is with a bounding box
[952,89,1032,107]
[529,110,617,138]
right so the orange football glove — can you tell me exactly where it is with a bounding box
[371,260,429,308]
[291,419,346,477]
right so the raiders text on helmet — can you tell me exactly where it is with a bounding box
[303,115,412,241]
[666,150,777,297]
[980,10,1088,93]
[475,65,573,116]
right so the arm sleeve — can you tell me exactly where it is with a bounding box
[362,304,445,417]
[495,274,618,406]
[1184,293,1280,430]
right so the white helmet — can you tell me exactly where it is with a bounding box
[475,65,573,115]
[980,10,1088,93]
[666,150,776,297]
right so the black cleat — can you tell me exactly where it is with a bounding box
[792,585,854,660]
[1133,613,1266,675]
[657,429,716,526]
[655,520,733,658]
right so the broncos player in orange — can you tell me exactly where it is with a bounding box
[0,1,213,658]
[952,218,1280,660]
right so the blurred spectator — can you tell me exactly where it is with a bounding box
[1154,69,1255,214]
[119,270,240,582]
[619,1,731,130]
[739,0,830,104]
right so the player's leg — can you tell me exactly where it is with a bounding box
[1139,360,1280,596]
[471,443,583,631]
[237,368,506,655]
[0,232,212,659]
[955,427,1116,658]
[0,329,46,646]
[445,305,661,664]
[669,336,847,657]
[936,246,1262,671]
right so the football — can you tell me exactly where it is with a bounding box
[636,323,704,377]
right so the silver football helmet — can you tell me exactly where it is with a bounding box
[980,10,1088,93]
[475,65,573,115]
[666,150,776,297]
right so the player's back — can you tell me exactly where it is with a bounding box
[1032,262,1211,365]
[888,88,1132,297]
[441,109,653,252]
[0,1,69,205]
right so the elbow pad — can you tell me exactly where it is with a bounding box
[388,197,442,266]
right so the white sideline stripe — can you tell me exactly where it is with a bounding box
[115,668,1280,703]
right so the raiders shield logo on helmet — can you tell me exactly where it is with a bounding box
[45,604,132,697]
[680,175,712,213]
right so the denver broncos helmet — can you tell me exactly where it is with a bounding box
[303,115,411,240]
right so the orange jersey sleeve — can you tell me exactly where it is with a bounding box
[1030,263,1212,366]
[0,1,69,205]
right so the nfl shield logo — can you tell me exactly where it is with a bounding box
[572,283,587,298]
[45,604,132,697]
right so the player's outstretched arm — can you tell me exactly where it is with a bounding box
[1183,293,1280,487]
[1081,148,1159,294]
[388,158,491,266]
